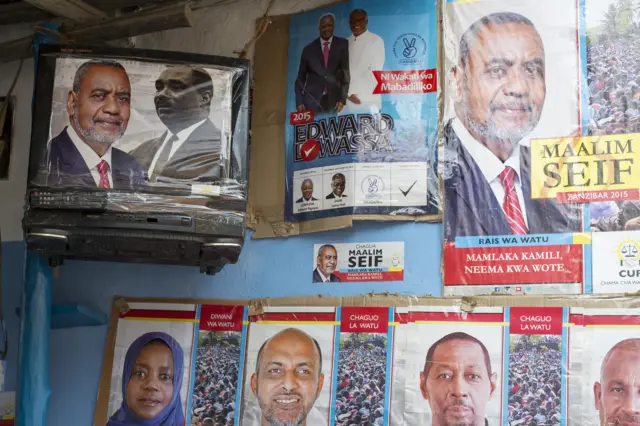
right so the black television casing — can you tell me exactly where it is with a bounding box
[23,44,251,274]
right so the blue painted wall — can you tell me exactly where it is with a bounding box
[3,220,443,426]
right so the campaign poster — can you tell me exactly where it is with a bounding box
[103,302,198,426]
[441,0,588,295]
[567,308,585,426]
[32,54,241,194]
[591,231,640,293]
[403,307,506,426]
[506,307,569,426]
[190,305,248,426]
[312,242,404,283]
[332,307,394,426]
[241,307,337,426]
[284,0,439,222]
[580,308,640,426]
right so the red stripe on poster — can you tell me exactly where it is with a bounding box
[557,189,640,204]
[583,315,640,326]
[332,271,404,282]
[409,312,505,323]
[510,307,564,335]
[251,312,336,322]
[199,305,245,332]
[394,311,409,324]
[444,244,583,285]
[341,307,389,333]
[569,314,583,325]
[120,309,196,320]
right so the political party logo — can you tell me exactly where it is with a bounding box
[361,175,385,200]
[393,33,427,65]
[391,252,402,268]
[617,238,640,268]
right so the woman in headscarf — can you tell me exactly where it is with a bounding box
[108,332,185,426]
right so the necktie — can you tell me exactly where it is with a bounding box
[151,134,178,182]
[97,160,110,189]
[323,41,330,94]
[499,166,528,235]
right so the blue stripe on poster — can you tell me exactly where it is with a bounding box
[330,308,342,426]
[455,233,578,248]
[561,308,569,426]
[234,307,249,426]
[186,304,201,425]
[502,307,511,425]
[383,308,394,426]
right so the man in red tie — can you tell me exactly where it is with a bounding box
[295,13,350,114]
[443,12,581,240]
[45,60,146,189]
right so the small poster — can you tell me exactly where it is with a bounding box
[312,242,404,283]
[592,231,640,293]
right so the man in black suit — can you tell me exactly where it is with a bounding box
[295,13,350,114]
[444,12,581,241]
[296,178,318,203]
[130,66,227,184]
[326,173,347,199]
[312,244,341,283]
[46,60,146,189]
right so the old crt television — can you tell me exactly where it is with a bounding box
[23,45,250,274]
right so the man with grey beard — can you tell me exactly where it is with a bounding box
[45,60,146,189]
[443,12,580,240]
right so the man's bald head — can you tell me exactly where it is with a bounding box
[252,328,325,426]
[595,338,640,426]
[256,328,323,376]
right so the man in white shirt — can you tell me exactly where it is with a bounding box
[346,9,385,113]
[312,244,341,282]
[443,12,581,240]
[131,66,228,183]
[45,60,146,189]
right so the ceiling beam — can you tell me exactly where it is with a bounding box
[22,0,108,23]
[0,3,194,64]
[0,2,51,25]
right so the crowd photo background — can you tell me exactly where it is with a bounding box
[335,333,388,426]
[507,335,562,426]
[191,331,241,426]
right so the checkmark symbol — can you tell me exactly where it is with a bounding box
[399,180,417,197]
[304,147,315,157]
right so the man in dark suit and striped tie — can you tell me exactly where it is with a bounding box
[443,12,581,241]
[131,66,228,184]
[295,13,350,114]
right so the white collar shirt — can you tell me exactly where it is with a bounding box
[147,119,207,176]
[452,117,529,226]
[67,125,113,188]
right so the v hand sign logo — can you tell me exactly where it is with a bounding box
[402,37,418,58]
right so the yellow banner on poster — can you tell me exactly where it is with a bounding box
[530,133,640,199]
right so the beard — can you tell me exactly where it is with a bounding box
[73,108,125,145]
[463,103,538,147]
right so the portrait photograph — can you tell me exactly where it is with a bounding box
[441,0,583,240]
[582,317,640,426]
[38,56,237,190]
[107,310,196,426]
[241,322,335,426]
[403,323,504,426]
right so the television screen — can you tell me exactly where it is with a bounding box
[28,45,250,202]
